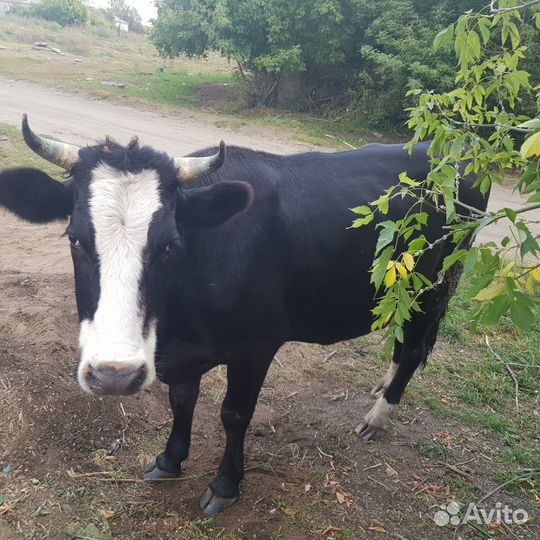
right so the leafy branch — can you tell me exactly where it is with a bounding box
[354,0,540,345]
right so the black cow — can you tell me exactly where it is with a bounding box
[0,116,487,515]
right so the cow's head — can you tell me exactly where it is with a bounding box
[0,116,252,395]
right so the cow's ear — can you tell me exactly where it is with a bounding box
[0,168,73,223]
[176,181,253,228]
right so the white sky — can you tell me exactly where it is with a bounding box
[88,1,157,25]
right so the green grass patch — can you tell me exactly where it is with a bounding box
[78,69,234,108]
[408,277,539,469]
[417,439,451,460]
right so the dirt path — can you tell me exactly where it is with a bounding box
[0,77,319,155]
[1,77,536,246]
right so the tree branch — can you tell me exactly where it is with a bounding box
[489,0,540,14]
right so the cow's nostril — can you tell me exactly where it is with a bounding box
[85,364,147,395]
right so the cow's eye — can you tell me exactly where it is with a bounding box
[164,243,174,254]
[68,234,80,248]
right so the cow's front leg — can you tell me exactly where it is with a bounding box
[200,358,271,515]
[144,377,201,480]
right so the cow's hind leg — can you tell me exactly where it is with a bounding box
[200,354,272,515]
[144,377,201,480]
[356,334,429,440]
[370,342,401,398]
[357,270,458,441]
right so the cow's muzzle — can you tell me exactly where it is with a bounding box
[85,363,148,395]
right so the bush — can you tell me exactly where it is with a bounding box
[24,0,88,27]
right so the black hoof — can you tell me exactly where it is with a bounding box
[199,487,238,515]
[143,462,181,482]
[356,423,382,441]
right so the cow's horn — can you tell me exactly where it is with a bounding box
[174,141,226,183]
[21,114,80,170]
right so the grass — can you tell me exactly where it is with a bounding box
[417,440,451,460]
[408,279,539,470]
[77,69,234,109]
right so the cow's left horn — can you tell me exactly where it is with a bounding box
[174,141,226,183]
[22,114,80,170]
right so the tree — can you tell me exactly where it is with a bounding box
[352,0,540,346]
[24,0,88,26]
[101,0,145,34]
[151,1,538,122]
[152,0,350,105]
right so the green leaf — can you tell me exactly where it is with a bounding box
[442,249,468,272]
[372,193,391,215]
[351,205,371,216]
[351,214,374,228]
[462,247,479,276]
[504,208,517,223]
[480,175,491,195]
[516,222,540,257]
[375,221,397,255]
[415,212,428,225]
[433,24,454,50]
[482,294,510,325]
[468,30,481,60]
[509,298,535,330]
[478,18,491,45]
[399,171,421,187]
[371,246,394,291]
[409,237,426,252]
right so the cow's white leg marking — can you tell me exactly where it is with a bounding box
[77,164,162,392]
[371,361,399,398]
[355,396,395,439]
[363,396,395,428]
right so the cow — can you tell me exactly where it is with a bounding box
[0,115,487,515]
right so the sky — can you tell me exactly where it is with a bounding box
[88,1,158,25]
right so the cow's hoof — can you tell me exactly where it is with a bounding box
[143,462,180,482]
[199,487,238,515]
[355,423,382,441]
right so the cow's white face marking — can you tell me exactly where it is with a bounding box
[77,163,162,392]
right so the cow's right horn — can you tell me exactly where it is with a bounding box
[22,114,80,170]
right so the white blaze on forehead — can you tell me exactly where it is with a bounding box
[77,163,162,392]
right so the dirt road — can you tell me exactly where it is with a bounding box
[0,77,318,155]
[1,77,536,246]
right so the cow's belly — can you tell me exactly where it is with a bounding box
[286,286,375,344]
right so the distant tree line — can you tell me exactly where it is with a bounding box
[21,0,144,35]
[152,0,539,127]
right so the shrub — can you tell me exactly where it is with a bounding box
[24,0,88,27]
